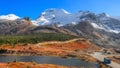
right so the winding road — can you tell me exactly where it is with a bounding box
[91,52,120,68]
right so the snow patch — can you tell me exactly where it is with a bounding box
[91,23,104,29]
[109,30,119,34]
[31,20,39,26]
[36,16,50,25]
[71,22,77,25]
[91,23,120,33]
[61,9,71,14]
[0,14,20,20]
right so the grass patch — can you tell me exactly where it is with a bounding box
[0,33,77,45]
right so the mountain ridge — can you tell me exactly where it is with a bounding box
[33,8,120,33]
[1,9,120,34]
[0,8,120,48]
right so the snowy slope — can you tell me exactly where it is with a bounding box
[95,13,120,33]
[33,9,120,33]
[33,9,97,26]
[34,9,96,26]
[0,14,20,20]
[33,8,83,26]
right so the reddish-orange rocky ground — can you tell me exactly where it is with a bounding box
[0,39,101,68]
[0,39,100,57]
[0,62,110,68]
[0,62,70,68]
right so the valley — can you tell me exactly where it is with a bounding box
[0,38,118,68]
[0,8,120,68]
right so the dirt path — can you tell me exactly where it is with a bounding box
[37,38,80,45]
[91,52,120,68]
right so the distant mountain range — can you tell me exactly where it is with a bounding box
[0,8,120,48]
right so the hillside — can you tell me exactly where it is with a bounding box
[0,33,77,45]
[0,9,120,48]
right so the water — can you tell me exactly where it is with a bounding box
[0,56,99,68]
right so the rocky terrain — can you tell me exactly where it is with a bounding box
[0,9,120,48]
[0,39,99,58]
[0,62,69,68]
[109,56,120,64]
[0,62,111,68]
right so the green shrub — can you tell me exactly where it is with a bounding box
[0,33,77,45]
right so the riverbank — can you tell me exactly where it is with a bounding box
[0,62,69,68]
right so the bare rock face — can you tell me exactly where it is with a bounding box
[0,19,36,35]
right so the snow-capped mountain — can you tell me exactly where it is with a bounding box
[1,9,120,34]
[0,14,20,20]
[33,8,120,33]
[33,8,81,26]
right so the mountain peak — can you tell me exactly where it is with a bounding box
[34,8,73,26]
[44,8,70,14]
[0,14,20,20]
[39,8,71,17]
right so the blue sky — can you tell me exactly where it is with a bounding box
[0,0,120,19]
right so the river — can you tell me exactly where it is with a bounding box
[0,56,99,68]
